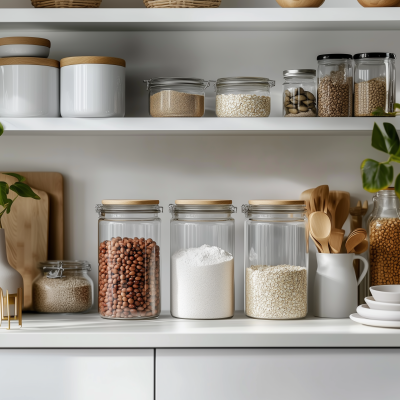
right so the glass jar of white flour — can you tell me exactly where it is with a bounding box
[242,200,308,320]
[169,200,236,320]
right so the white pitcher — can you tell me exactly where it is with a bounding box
[314,253,369,318]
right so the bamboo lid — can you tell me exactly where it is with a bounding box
[249,200,305,205]
[102,200,159,205]
[0,37,51,48]
[0,57,59,68]
[61,56,126,68]
[175,200,232,205]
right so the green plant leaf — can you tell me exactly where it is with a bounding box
[395,174,400,199]
[361,159,394,192]
[0,122,3,136]
[0,182,9,206]
[10,182,40,200]
[383,123,400,155]
[395,103,400,111]
[4,198,12,214]
[371,123,389,153]
[3,173,26,183]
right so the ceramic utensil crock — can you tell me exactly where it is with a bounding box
[314,253,369,318]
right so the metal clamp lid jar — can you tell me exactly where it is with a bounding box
[170,200,236,320]
[354,53,396,116]
[242,200,308,320]
[144,77,210,118]
[32,260,93,314]
[317,54,353,117]
[215,77,275,117]
[96,200,163,320]
[283,69,316,117]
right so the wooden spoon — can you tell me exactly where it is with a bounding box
[310,185,329,213]
[328,191,339,230]
[335,191,350,230]
[329,228,345,254]
[310,233,324,253]
[310,212,331,253]
[345,230,367,253]
[354,239,369,255]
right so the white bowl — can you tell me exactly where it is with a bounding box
[365,296,400,312]
[357,304,400,321]
[370,285,400,304]
[0,37,50,58]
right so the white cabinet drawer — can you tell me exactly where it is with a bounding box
[156,349,400,400]
[0,349,154,400]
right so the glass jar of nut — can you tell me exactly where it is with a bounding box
[282,69,316,117]
[354,53,396,117]
[368,188,400,286]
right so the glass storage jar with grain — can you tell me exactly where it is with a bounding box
[354,53,396,117]
[368,188,400,286]
[144,77,210,117]
[96,200,163,319]
[215,77,275,117]
[242,200,308,320]
[282,69,316,117]
[32,261,93,313]
[317,54,353,117]
[170,200,236,320]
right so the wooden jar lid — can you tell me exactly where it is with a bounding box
[102,200,159,205]
[0,37,51,48]
[0,57,59,68]
[175,200,232,205]
[61,56,126,68]
[249,200,305,205]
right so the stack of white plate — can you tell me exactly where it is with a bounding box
[350,285,400,328]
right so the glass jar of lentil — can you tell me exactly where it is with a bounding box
[369,188,400,286]
[96,200,163,320]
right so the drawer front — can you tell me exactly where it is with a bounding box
[0,349,154,400]
[156,348,400,400]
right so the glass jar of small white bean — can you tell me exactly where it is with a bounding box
[215,77,275,117]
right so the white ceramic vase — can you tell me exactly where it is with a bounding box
[0,228,23,316]
[314,253,369,319]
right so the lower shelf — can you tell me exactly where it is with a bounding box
[0,117,393,136]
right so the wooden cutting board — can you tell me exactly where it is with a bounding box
[0,173,49,310]
[18,172,64,260]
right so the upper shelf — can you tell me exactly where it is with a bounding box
[1,117,395,136]
[1,8,400,32]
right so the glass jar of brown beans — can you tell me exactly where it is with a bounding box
[368,188,400,286]
[96,200,162,320]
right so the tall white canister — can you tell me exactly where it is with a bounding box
[0,57,60,117]
[60,56,126,117]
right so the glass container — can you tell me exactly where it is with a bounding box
[317,54,353,117]
[242,200,308,320]
[215,77,275,117]
[144,77,210,117]
[368,188,400,286]
[354,53,396,117]
[32,260,93,313]
[169,200,236,320]
[96,200,162,320]
[282,69,316,117]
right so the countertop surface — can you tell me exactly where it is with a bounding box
[1,312,400,348]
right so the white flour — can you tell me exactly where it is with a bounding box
[171,244,234,319]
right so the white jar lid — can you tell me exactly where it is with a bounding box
[0,57,59,68]
[61,56,126,68]
[0,36,51,48]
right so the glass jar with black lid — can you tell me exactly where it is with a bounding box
[317,54,353,117]
[144,77,210,117]
[354,53,396,117]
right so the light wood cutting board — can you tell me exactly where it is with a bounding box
[0,173,49,310]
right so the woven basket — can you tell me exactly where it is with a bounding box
[32,0,101,7]
[144,0,221,8]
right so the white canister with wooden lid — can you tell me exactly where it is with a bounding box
[0,37,51,58]
[0,57,60,118]
[60,56,126,118]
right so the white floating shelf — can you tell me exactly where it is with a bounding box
[1,8,400,32]
[1,117,394,136]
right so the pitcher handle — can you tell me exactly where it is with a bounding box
[355,255,369,286]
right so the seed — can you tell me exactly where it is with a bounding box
[283,86,317,117]
[216,94,271,117]
[150,90,204,117]
[354,78,386,117]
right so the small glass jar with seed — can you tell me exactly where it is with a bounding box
[354,53,396,117]
[144,77,210,117]
[282,69,316,117]
[215,77,275,117]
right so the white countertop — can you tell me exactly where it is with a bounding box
[1,312,400,348]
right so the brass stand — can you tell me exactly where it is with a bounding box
[0,287,23,330]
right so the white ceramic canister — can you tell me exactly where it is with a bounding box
[0,57,60,118]
[0,37,50,58]
[61,56,126,118]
